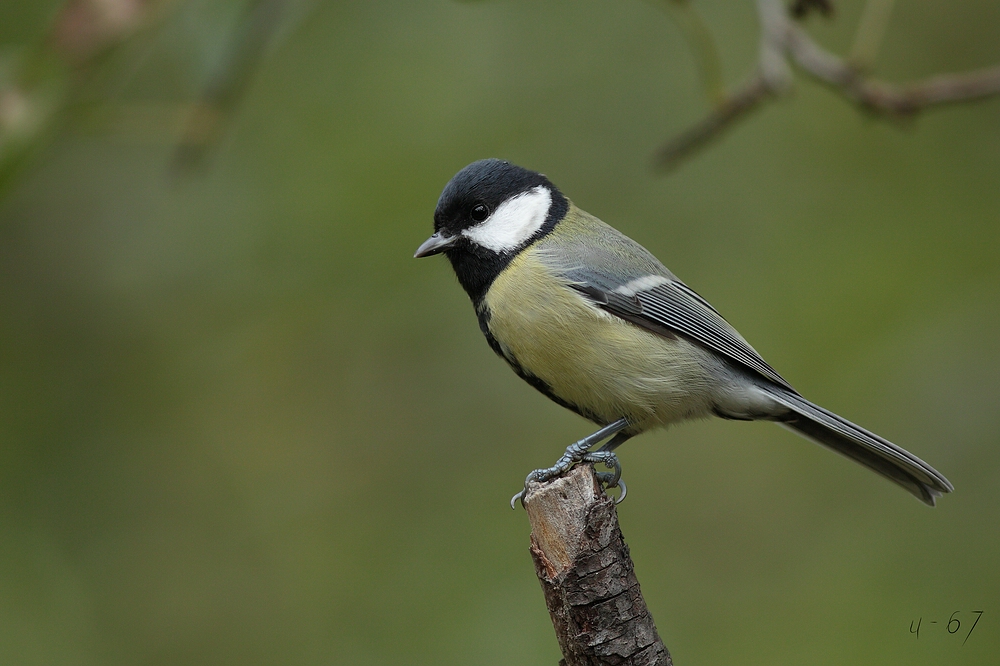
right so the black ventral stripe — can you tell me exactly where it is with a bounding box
[475,300,605,426]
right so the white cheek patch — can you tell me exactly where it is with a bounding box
[463,186,552,253]
[614,275,670,296]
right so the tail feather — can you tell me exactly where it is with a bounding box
[765,388,953,506]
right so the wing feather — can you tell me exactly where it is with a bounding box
[540,206,794,391]
[640,282,791,389]
[568,278,794,391]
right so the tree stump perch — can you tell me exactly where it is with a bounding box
[524,464,673,666]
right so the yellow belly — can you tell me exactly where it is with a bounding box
[481,248,717,431]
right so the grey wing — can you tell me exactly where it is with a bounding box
[536,209,794,391]
[636,280,792,391]
[553,267,792,392]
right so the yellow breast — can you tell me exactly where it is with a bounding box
[481,247,717,431]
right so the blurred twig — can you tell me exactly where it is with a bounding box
[653,72,771,167]
[0,0,313,194]
[847,0,895,71]
[655,0,1000,170]
[0,0,181,194]
[172,0,308,173]
[658,0,726,105]
[49,0,175,65]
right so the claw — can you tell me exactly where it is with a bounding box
[614,478,627,504]
[595,468,627,504]
[510,489,525,510]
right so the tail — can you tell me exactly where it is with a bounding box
[764,387,953,506]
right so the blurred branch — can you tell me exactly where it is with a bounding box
[173,0,306,172]
[49,0,176,65]
[655,0,1000,170]
[848,0,895,71]
[783,11,1000,112]
[653,72,771,167]
[0,0,314,194]
[659,0,726,105]
[0,0,182,194]
[524,465,672,666]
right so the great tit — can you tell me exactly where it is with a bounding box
[415,159,953,507]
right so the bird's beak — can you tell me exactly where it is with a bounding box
[414,232,457,258]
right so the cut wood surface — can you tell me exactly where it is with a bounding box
[524,465,672,666]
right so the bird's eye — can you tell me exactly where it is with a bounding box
[470,204,490,222]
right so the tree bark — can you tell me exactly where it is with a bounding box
[524,465,672,666]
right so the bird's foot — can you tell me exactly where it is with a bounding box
[509,419,630,509]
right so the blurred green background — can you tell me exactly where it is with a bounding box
[1,1,998,664]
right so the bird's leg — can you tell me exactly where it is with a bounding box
[510,418,630,509]
[597,432,633,453]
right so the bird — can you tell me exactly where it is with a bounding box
[415,158,953,508]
